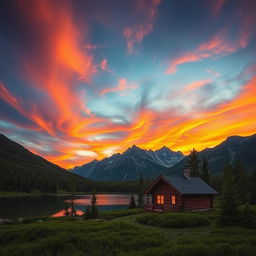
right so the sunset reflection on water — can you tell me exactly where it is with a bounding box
[65,194,131,205]
[51,194,131,217]
[52,209,84,217]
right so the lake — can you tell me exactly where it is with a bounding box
[0,194,133,219]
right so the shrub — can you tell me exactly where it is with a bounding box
[240,204,256,228]
[136,212,210,228]
[169,244,213,256]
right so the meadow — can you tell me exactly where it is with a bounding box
[1,208,256,256]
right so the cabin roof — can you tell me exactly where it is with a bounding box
[145,175,218,195]
[162,175,218,195]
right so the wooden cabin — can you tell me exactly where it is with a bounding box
[144,168,218,212]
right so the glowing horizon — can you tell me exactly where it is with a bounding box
[0,0,256,169]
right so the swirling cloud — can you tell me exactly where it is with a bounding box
[0,0,255,169]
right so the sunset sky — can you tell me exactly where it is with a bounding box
[0,0,256,169]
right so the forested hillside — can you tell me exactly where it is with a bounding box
[0,134,138,193]
[167,134,256,176]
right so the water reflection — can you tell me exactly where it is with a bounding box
[0,194,132,219]
[65,194,132,206]
[52,209,84,217]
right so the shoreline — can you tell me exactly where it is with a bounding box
[0,191,131,197]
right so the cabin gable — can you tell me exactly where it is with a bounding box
[145,177,183,212]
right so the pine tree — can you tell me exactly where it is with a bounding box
[129,193,137,209]
[64,204,70,217]
[249,168,256,205]
[84,205,91,219]
[201,158,210,184]
[218,163,240,226]
[241,203,255,228]
[137,175,144,208]
[70,199,77,217]
[70,183,77,216]
[90,191,98,218]
[187,148,201,176]
[233,161,248,204]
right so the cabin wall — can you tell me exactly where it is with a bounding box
[182,195,213,210]
[147,179,182,211]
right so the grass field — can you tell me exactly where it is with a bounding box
[1,209,256,256]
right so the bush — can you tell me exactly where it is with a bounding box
[240,204,256,228]
[169,244,212,256]
[136,212,210,228]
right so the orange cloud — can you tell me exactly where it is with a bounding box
[183,79,213,92]
[1,1,255,170]
[166,32,236,74]
[2,73,255,169]
[0,83,20,110]
[99,78,137,95]
[211,0,226,15]
[123,0,161,54]
[166,1,256,75]
[238,0,256,48]
[17,0,96,133]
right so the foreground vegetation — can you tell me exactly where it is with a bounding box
[1,208,256,256]
[136,212,210,228]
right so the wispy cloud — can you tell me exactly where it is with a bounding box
[206,68,221,77]
[0,0,256,168]
[166,30,237,74]
[99,78,137,95]
[123,0,161,54]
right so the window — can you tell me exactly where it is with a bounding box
[156,195,164,205]
[171,195,176,205]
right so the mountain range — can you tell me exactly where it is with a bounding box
[71,145,184,181]
[1,132,255,187]
[72,134,256,181]
[168,134,256,176]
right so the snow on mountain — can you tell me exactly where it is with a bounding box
[71,145,185,181]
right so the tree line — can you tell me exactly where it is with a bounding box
[0,161,140,193]
[187,148,256,227]
[186,148,256,204]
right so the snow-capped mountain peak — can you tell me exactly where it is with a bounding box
[71,145,185,181]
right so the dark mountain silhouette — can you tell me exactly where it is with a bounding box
[0,134,96,192]
[167,134,256,175]
[71,145,184,181]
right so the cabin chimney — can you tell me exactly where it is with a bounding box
[184,167,191,179]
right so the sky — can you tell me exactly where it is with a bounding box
[0,0,256,169]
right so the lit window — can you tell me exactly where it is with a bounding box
[171,195,176,205]
[156,195,164,205]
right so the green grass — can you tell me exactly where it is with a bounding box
[1,209,256,256]
[100,208,144,220]
[0,191,43,197]
[136,212,210,228]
